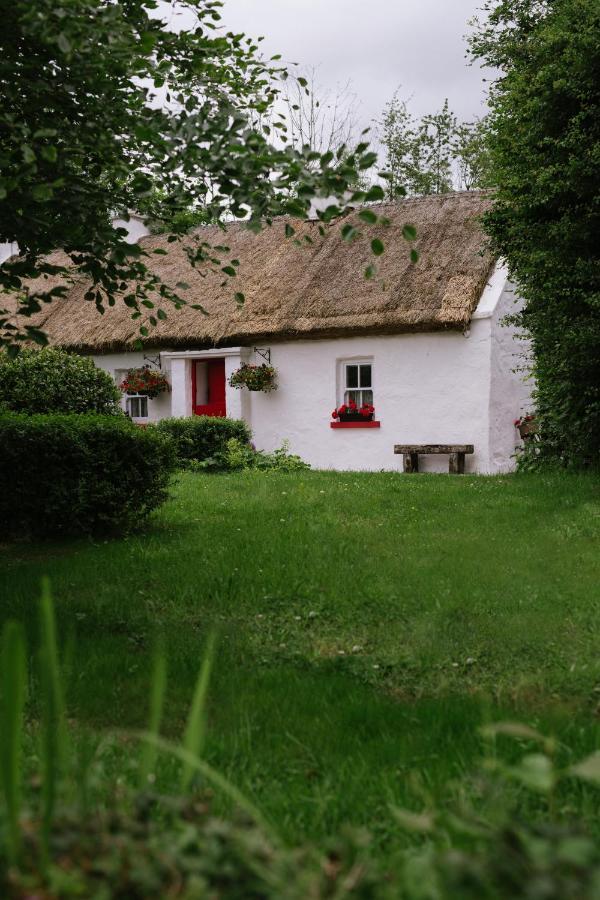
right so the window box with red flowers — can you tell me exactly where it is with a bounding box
[120,366,170,399]
[331,401,380,428]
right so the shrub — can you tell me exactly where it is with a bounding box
[0,413,176,537]
[220,438,310,472]
[155,416,251,465]
[0,347,122,415]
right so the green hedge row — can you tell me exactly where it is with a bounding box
[0,347,122,415]
[0,413,176,537]
[155,416,251,465]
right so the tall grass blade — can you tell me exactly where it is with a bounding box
[139,645,167,789]
[38,578,69,862]
[0,621,27,865]
[140,732,277,843]
[180,632,216,792]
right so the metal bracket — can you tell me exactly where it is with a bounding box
[143,354,161,369]
[254,347,271,364]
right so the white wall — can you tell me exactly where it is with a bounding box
[243,328,492,473]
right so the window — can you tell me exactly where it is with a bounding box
[126,395,148,418]
[342,360,373,407]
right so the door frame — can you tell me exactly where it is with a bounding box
[159,348,243,420]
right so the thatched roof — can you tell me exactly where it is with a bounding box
[6,192,495,353]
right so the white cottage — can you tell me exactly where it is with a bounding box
[22,193,532,473]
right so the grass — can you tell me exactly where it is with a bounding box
[1,470,600,845]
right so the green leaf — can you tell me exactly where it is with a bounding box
[480,722,548,744]
[31,184,53,202]
[371,238,385,256]
[181,634,216,791]
[0,621,27,865]
[234,292,245,306]
[39,579,69,859]
[285,223,295,238]
[358,151,378,170]
[508,754,554,793]
[341,224,358,242]
[156,308,168,320]
[410,249,419,264]
[221,266,236,277]
[358,210,378,225]
[402,224,417,241]
[56,33,71,54]
[365,265,376,279]
[40,146,58,163]
[365,185,385,202]
[570,752,600,785]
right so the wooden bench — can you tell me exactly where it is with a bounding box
[394,444,474,474]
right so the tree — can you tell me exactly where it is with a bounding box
[0,0,385,351]
[380,93,414,200]
[453,119,494,191]
[282,70,359,160]
[380,94,492,198]
[470,0,600,466]
[412,100,457,195]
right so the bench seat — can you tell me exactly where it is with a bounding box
[393,444,474,474]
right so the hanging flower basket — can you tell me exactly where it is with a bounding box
[514,414,537,439]
[228,363,277,392]
[120,366,170,399]
[332,402,375,423]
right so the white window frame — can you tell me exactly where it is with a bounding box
[126,395,149,419]
[338,357,374,408]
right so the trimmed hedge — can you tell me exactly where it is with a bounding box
[155,416,251,465]
[0,347,122,415]
[0,413,176,537]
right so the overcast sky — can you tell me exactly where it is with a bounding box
[219,0,489,131]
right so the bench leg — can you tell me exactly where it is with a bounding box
[449,452,465,474]
[404,452,419,473]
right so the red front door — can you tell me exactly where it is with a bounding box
[192,359,226,417]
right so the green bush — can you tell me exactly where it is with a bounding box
[0,413,176,537]
[155,416,251,465]
[220,438,310,472]
[0,347,122,415]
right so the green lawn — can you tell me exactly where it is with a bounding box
[2,470,600,845]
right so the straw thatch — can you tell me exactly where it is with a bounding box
[6,192,495,353]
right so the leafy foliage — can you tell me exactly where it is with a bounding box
[155,415,252,465]
[217,437,310,472]
[0,348,122,414]
[228,362,277,392]
[3,591,600,897]
[380,93,493,198]
[0,0,389,351]
[470,0,600,466]
[0,413,176,536]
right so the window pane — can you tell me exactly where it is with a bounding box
[361,390,373,406]
[359,365,372,388]
[346,364,359,388]
[345,390,361,407]
[128,396,148,418]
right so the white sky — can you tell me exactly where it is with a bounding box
[220,0,489,129]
